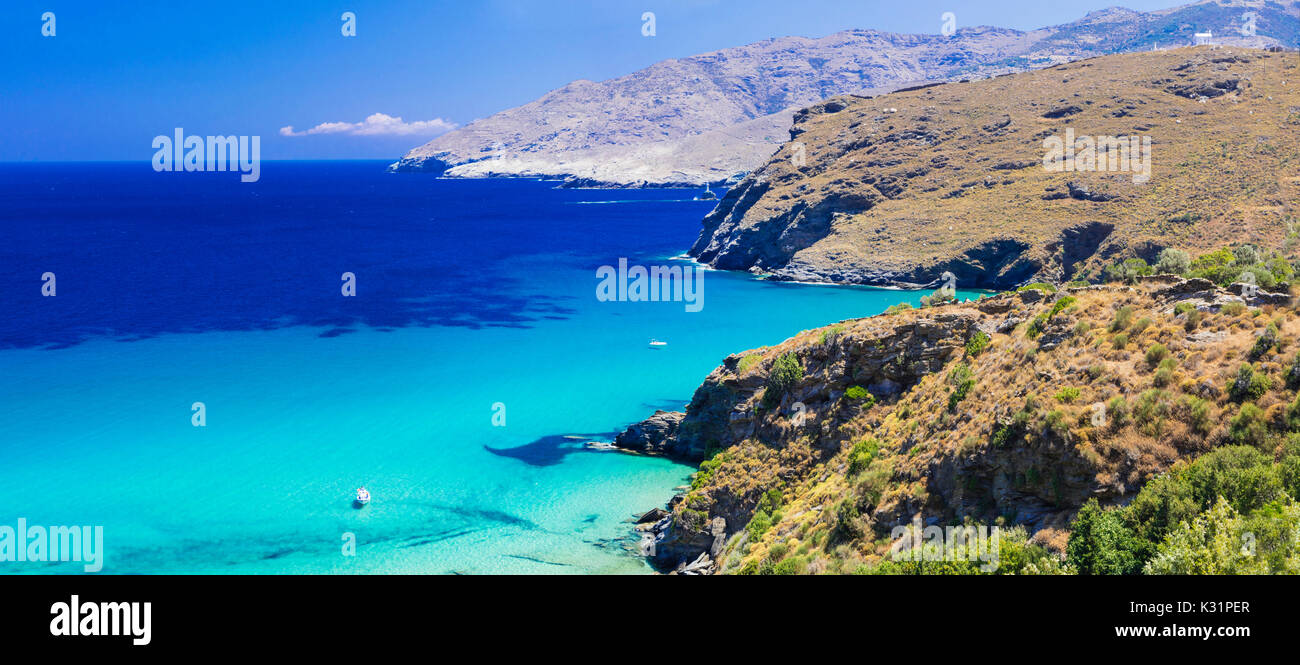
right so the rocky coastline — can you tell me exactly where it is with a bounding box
[612,275,1295,574]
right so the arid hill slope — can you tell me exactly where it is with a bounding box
[689,47,1300,288]
[631,278,1300,574]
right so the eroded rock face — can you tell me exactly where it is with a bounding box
[627,276,1299,572]
[624,306,990,569]
[669,310,981,462]
[641,514,726,572]
[613,410,686,456]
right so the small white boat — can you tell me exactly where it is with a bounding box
[354,487,370,508]
[648,339,667,348]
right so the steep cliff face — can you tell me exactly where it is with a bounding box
[688,47,1300,289]
[633,278,1298,573]
[393,2,1300,187]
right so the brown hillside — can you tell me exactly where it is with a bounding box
[634,279,1298,573]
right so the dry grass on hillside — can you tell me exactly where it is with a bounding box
[695,47,1300,285]
[688,281,1300,574]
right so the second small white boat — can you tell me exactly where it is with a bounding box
[648,339,667,348]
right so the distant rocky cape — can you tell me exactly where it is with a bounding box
[390,0,1299,187]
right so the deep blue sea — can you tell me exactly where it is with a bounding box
[0,161,979,574]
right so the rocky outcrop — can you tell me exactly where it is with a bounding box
[628,276,1300,572]
[625,306,991,569]
[687,47,1300,289]
[639,513,727,573]
[613,410,685,456]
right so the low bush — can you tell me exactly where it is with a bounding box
[844,385,876,407]
[1228,363,1271,402]
[762,352,803,407]
[1054,387,1081,403]
[1145,343,1169,367]
[1110,306,1134,332]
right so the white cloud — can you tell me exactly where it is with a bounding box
[279,113,456,138]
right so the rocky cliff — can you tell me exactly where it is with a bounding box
[689,46,1300,290]
[629,277,1300,573]
[393,1,1300,187]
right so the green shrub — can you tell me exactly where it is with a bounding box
[762,352,803,407]
[1125,446,1290,567]
[1153,366,1174,388]
[1221,301,1247,317]
[1144,343,1170,367]
[1229,403,1271,448]
[1279,392,1300,433]
[1143,497,1300,575]
[1112,332,1128,349]
[844,385,875,407]
[1250,323,1280,359]
[921,288,956,307]
[737,354,762,374]
[1066,499,1144,575]
[678,507,708,532]
[747,510,773,540]
[1287,352,1300,390]
[1110,306,1134,332]
[1045,409,1070,437]
[847,438,880,475]
[1188,248,1236,285]
[1054,387,1081,403]
[691,451,727,490]
[1176,395,1212,435]
[948,362,975,409]
[1025,314,1048,339]
[1153,248,1191,275]
[1104,258,1153,284]
[773,556,806,575]
[832,498,862,541]
[884,302,914,315]
[1018,282,1057,294]
[998,526,1076,575]
[965,331,991,357]
[1107,396,1131,430]
[1134,389,1173,436]
[757,487,783,514]
[990,424,1011,448]
[1050,296,1078,318]
[854,458,895,506]
[1228,363,1271,402]
[819,324,845,345]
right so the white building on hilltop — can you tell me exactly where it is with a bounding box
[1193,30,1214,46]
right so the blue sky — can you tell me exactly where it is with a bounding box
[1,0,1191,161]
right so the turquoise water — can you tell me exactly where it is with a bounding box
[0,166,980,574]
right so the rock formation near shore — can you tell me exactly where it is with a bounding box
[630,277,1300,573]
